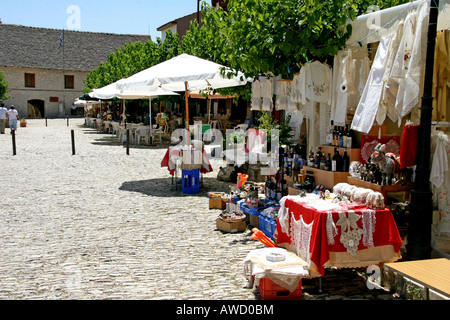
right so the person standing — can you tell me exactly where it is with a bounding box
[0,103,7,134]
[6,105,20,133]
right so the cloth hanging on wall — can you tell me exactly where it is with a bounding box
[400,124,420,169]
[430,131,450,235]
[433,30,450,122]
[262,77,274,111]
[251,80,262,111]
[396,0,430,119]
[331,47,370,127]
[299,61,332,105]
[352,34,394,134]
[275,80,291,111]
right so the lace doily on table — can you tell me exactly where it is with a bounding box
[327,210,377,256]
[290,214,313,264]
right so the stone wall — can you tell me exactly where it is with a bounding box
[1,66,87,117]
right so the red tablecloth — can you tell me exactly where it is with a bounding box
[276,199,403,277]
[161,146,213,176]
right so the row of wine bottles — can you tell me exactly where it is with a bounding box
[307,146,350,172]
[326,121,353,149]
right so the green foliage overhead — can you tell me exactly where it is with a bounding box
[0,69,10,101]
[83,30,182,93]
[84,0,409,97]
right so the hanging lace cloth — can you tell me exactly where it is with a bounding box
[326,211,338,245]
[261,77,274,111]
[251,80,262,111]
[361,209,377,248]
[275,80,291,111]
[397,0,430,119]
[290,214,313,264]
[352,34,394,133]
[289,73,302,111]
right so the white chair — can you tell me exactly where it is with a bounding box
[110,122,120,135]
[235,123,248,131]
[135,126,150,145]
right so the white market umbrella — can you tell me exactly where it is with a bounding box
[89,82,118,100]
[116,53,247,125]
[89,83,178,135]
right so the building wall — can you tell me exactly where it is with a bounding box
[1,66,87,117]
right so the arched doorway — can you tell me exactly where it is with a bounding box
[28,99,45,118]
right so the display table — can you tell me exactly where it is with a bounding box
[276,195,403,278]
[161,145,213,176]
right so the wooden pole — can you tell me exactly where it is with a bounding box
[185,81,191,145]
[185,81,190,128]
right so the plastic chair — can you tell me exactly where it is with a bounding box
[135,126,150,145]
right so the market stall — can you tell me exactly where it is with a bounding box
[275,191,403,278]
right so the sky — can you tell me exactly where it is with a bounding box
[0,0,206,40]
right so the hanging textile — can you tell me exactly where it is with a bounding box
[261,77,274,111]
[400,124,420,169]
[275,80,291,111]
[382,11,415,125]
[433,30,450,122]
[351,34,394,134]
[430,130,450,235]
[299,61,332,106]
[290,214,313,264]
[378,19,405,126]
[397,0,430,119]
[331,47,370,127]
[251,79,262,111]
[289,73,302,108]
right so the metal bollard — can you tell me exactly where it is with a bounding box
[71,130,75,155]
[12,130,16,155]
[126,129,130,155]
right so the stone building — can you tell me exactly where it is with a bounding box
[0,24,150,118]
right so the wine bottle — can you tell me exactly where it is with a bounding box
[320,156,326,170]
[346,125,353,149]
[342,151,350,172]
[338,126,344,147]
[343,124,348,148]
[327,120,334,146]
[332,147,342,172]
[325,153,331,171]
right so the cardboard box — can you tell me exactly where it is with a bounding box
[209,197,226,209]
[249,215,259,228]
[216,218,246,233]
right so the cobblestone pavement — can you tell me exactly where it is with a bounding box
[0,119,401,300]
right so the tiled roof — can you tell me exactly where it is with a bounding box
[0,24,151,71]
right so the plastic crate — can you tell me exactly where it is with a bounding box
[258,277,302,300]
[240,200,271,217]
[181,169,200,194]
[258,215,277,240]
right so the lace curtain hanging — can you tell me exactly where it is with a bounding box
[290,214,313,264]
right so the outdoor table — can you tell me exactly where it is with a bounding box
[275,195,403,278]
[161,145,213,176]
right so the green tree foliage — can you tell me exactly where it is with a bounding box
[84,30,182,93]
[85,0,409,96]
[185,0,409,80]
[0,69,10,101]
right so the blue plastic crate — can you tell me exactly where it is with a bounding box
[258,215,276,240]
[181,169,200,194]
[240,199,272,216]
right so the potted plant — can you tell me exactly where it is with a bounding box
[20,118,27,127]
